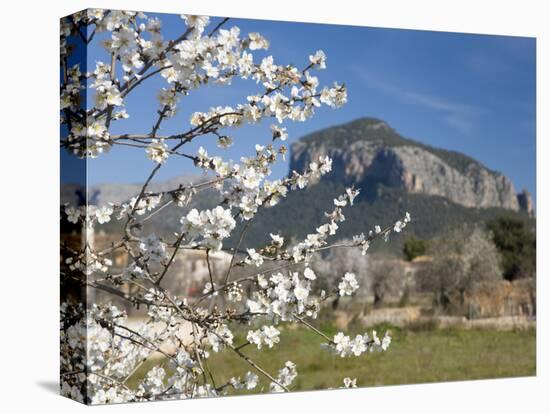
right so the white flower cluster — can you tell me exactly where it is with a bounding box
[63,204,83,224]
[61,303,147,404]
[270,361,297,392]
[61,301,233,403]
[342,377,357,388]
[60,65,84,111]
[93,79,123,110]
[65,248,112,276]
[157,87,181,118]
[290,187,357,263]
[181,206,236,251]
[247,325,281,349]
[122,194,163,217]
[63,194,162,229]
[351,211,412,254]
[146,139,169,164]
[246,268,324,321]
[139,234,168,264]
[138,366,166,396]
[394,211,412,232]
[324,330,392,358]
[64,115,114,158]
[62,195,169,230]
[309,50,327,69]
[190,144,326,223]
[63,204,115,225]
[245,248,265,267]
[185,46,346,128]
[227,282,244,302]
[62,7,348,160]
[338,272,359,296]
[207,324,234,352]
[229,372,259,390]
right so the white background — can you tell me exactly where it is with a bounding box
[0,0,547,412]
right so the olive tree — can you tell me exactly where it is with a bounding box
[418,227,501,311]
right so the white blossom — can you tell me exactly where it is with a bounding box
[65,205,80,223]
[338,272,359,296]
[244,372,259,389]
[146,139,169,164]
[309,50,327,69]
[95,205,113,224]
[326,330,392,357]
[270,233,285,248]
[342,377,357,388]
[247,325,281,349]
[270,124,288,141]
[304,267,317,281]
[207,324,234,352]
[180,206,236,250]
[248,32,270,50]
[245,248,264,267]
[139,234,168,264]
[270,361,297,392]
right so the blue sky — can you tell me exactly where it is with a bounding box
[84,12,536,204]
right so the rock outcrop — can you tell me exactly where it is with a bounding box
[290,117,531,213]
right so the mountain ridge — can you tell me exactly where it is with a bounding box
[297,117,499,176]
[290,117,533,215]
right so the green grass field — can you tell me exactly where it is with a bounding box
[127,324,536,393]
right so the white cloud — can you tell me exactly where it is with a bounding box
[354,67,481,133]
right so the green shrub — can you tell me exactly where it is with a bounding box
[486,216,536,280]
[403,236,429,261]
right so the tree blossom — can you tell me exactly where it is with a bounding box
[146,140,169,164]
[60,10,409,404]
[342,377,357,388]
[180,206,236,251]
[270,233,285,248]
[270,361,297,392]
[65,205,80,224]
[95,205,113,224]
[338,272,359,296]
[309,50,327,69]
[245,248,264,267]
[247,32,270,50]
[270,124,288,141]
[325,330,392,358]
[247,325,281,349]
[304,267,317,281]
[207,324,234,352]
[244,372,259,389]
[139,234,168,264]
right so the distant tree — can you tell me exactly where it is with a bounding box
[419,227,501,311]
[403,236,429,261]
[368,259,402,307]
[486,216,536,280]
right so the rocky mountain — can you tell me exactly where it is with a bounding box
[229,117,535,253]
[290,117,533,215]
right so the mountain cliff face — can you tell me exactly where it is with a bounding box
[290,118,531,214]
